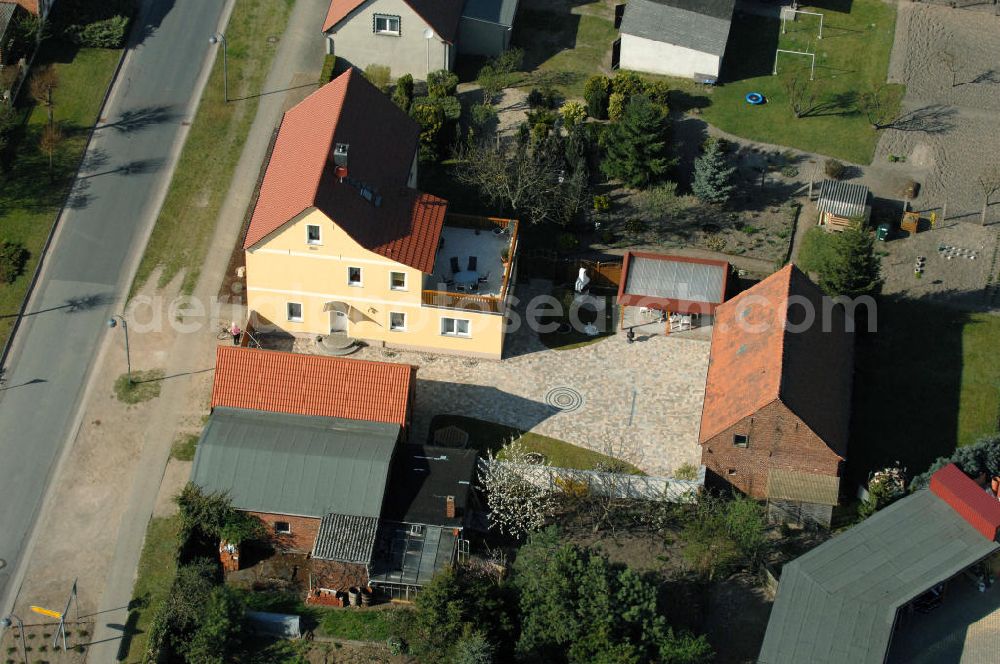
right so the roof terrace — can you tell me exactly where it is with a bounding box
[422,214,519,314]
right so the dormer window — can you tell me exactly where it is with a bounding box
[374,14,400,35]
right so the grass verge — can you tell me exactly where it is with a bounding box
[120,515,181,663]
[130,0,296,296]
[429,414,644,473]
[114,369,165,404]
[701,0,902,163]
[320,609,402,641]
[848,298,1000,486]
[170,432,199,461]
[0,43,121,350]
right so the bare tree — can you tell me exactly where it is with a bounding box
[857,85,900,130]
[29,65,58,126]
[977,165,1000,225]
[782,75,818,119]
[39,123,63,180]
[939,49,960,88]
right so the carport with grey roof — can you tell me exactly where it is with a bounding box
[191,407,399,518]
[759,488,1000,664]
[618,251,730,315]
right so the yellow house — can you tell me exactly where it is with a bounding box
[242,68,519,360]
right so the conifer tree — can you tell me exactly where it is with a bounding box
[691,138,736,204]
[600,95,669,189]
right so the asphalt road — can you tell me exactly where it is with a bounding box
[0,0,228,609]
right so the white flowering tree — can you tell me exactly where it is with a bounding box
[477,438,558,539]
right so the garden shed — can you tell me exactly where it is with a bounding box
[457,0,519,57]
[616,0,735,79]
[617,251,730,331]
[816,180,871,231]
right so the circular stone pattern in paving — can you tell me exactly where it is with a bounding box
[545,386,584,412]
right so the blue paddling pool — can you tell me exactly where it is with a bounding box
[745,92,765,105]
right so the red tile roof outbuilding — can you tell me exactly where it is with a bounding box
[211,346,415,429]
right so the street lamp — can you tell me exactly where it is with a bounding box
[209,32,228,102]
[107,314,132,384]
[1,614,27,664]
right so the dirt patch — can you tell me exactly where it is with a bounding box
[703,573,773,664]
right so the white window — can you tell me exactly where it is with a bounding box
[389,312,406,331]
[274,521,291,534]
[286,302,303,322]
[441,317,471,337]
[390,271,407,291]
[348,266,362,286]
[374,14,400,35]
[306,224,321,245]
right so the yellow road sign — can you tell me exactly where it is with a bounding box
[30,606,62,619]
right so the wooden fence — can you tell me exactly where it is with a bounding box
[479,459,705,502]
[518,254,624,291]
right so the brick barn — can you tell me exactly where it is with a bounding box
[698,264,855,526]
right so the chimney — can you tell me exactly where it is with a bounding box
[333,143,349,166]
[445,495,456,519]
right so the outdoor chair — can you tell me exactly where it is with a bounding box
[478,271,490,284]
[468,281,479,293]
[450,256,460,274]
[455,283,466,292]
[467,256,478,272]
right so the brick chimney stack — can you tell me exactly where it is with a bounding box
[445,495,455,519]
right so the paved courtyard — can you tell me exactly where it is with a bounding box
[286,285,712,476]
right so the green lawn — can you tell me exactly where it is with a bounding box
[511,0,618,99]
[429,414,644,473]
[120,515,181,663]
[131,0,295,296]
[848,299,1000,486]
[0,43,121,350]
[538,289,616,351]
[320,609,403,641]
[701,0,902,163]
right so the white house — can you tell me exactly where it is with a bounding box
[322,0,519,80]
[616,0,735,81]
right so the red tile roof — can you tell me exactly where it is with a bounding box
[699,265,854,456]
[211,346,415,428]
[931,463,1000,541]
[323,0,464,43]
[243,68,447,273]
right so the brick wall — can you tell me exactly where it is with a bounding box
[700,399,842,500]
[247,511,321,553]
[309,559,369,592]
[13,1,39,16]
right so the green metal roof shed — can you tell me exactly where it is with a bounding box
[191,407,399,519]
[759,488,1000,664]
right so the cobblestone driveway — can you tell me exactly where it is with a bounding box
[343,290,712,476]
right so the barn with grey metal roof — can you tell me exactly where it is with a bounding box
[191,407,399,519]
[817,180,871,220]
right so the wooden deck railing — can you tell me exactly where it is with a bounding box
[444,213,516,232]
[421,290,503,314]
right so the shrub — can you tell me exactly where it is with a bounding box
[674,463,699,480]
[592,194,611,213]
[527,87,558,109]
[470,102,497,134]
[824,158,846,179]
[611,70,645,98]
[68,15,130,48]
[435,95,462,121]
[781,165,799,178]
[624,218,645,236]
[607,92,626,122]
[410,99,445,162]
[643,79,672,106]
[364,64,392,92]
[556,233,579,253]
[319,54,337,84]
[0,241,29,284]
[392,73,413,112]
[584,75,611,119]
[427,69,458,98]
[559,101,586,129]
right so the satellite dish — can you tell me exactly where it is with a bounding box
[423,28,434,39]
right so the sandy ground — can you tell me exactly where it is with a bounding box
[876,3,1000,224]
